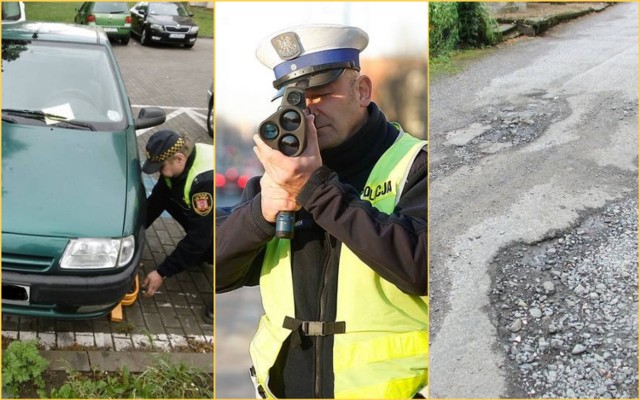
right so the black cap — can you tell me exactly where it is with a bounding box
[142,130,185,174]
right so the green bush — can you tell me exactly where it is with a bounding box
[457,3,499,48]
[2,340,49,397]
[429,2,499,58]
[429,2,459,58]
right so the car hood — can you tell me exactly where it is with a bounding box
[147,15,194,26]
[2,123,130,238]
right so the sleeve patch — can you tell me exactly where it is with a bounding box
[192,192,213,216]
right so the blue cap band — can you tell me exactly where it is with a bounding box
[273,48,360,80]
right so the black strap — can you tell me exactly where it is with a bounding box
[282,316,346,336]
[249,366,267,399]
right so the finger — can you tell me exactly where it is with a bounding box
[145,285,156,297]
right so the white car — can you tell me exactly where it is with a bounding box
[2,2,25,24]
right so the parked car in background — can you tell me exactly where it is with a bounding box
[2,22,166,319]
[207,83,213,137]
[130,2,198,48]
[74,2,132,45]
[1,1,25,23]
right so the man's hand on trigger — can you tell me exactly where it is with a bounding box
[259,173,300,223]
[253,113,322,197]
[142,270,164,297]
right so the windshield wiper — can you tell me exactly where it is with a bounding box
[51,120,96,131]
[3,108,66,120]
[2,109,95,131]
[110,11,125,13]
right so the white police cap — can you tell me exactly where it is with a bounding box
[256,24,369,98]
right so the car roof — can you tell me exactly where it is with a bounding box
[2,21,108,45]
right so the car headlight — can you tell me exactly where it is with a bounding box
[60,236,136,269]
[149,23,163,31]
[190,26,199,33]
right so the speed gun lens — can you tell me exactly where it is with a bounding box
[260,122,279,140]
[280,110,301,131]
[286,90,303,106]
[279,134,300,156]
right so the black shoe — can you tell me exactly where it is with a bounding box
[203,302,213,325]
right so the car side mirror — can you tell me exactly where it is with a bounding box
[189,13,194,17]
[135,107,166,130]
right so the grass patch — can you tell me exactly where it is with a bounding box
[49,359,213,399]
[23,2,213,38]
[187,5,213,38]
[24,2,78,23]
[429,47,496,82]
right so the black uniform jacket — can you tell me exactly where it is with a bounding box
[216,103,427,398]
[146,147,214,278]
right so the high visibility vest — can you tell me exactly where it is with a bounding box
[250,127,428,398]
[165,143,213,208]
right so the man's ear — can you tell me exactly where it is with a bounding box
[176,152,187,164]
[356,74,372,107]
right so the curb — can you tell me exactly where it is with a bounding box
[41,350,213,373]
[495,3,611,39]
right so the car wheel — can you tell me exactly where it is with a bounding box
[207,101,213,137]
[184,42,195,49]
[121,35,130,45]
[140,28,149,46]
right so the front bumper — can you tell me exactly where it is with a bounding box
[2,245,142,319]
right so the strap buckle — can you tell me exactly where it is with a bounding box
[302,321,325,336]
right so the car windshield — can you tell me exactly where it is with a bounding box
[148,2,189,17]
[92,2,129,14]
[2,39,127,131]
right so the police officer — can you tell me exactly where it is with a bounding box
[141,130,214,324]
[216,25,427,398]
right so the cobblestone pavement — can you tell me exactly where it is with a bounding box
[2,37,214,353]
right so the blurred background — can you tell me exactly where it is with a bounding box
[215,2,427,397]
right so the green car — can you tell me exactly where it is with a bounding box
[1,22,166,318]
[74,2,131,45]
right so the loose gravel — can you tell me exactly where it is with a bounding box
[430,93,572,181]
[489,196,638,398]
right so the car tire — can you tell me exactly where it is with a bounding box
[184,42,195,49]
[121,35,130,45]
[207,100,213,137]
[140,28,149,46]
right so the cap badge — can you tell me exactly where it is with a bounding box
[271,32,301,61]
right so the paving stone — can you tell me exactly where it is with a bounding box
[3,330,18,339]
[180,314,206,336]
[114,337,133,351]
[57,332,75,347]
[2,316,19,331]
[75,333,95,348]
[94,332,113,350]
[19,331,37,341]
[143,312,166,334]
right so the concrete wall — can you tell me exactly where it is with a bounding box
[486,2,527,15]
[189,2,213,9]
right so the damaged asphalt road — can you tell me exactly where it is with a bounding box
[429,3,638,398]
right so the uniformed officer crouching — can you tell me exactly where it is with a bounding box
[140,130,214,325]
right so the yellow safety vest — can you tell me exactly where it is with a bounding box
[250,127,428,398]
[164,143,213,208]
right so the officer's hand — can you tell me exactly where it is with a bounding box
[142,270,164,297]
[259,172,300,223]
[253,113,322,197]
